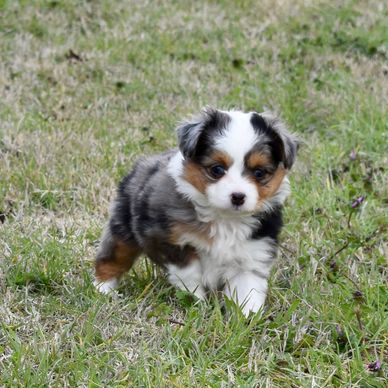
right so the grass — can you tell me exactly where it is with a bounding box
[0,0,387,386]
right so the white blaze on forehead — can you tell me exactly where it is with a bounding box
[204,111,260,213]
[216,111,258,165]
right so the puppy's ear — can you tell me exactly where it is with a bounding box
[176,119,203,160]
[177,107,230,160]
[253,112,299,169]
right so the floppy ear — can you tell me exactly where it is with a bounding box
[176,119,203,159]
[257,112,299,169]
[176,107,230,160]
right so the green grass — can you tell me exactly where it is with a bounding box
[0,0,387,386]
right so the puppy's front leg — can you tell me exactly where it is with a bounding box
[167,259,206,300]
[224,272,268,317]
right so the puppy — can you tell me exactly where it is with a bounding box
[94,108,298,316]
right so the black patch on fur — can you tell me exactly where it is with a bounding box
[250,113,298,169]
[154,210,170,231]
[110,171,137,242]
[250,113,285,165]
[133,164,162,236]
[250,113,268,134]
[109,161,162,242]
[177,121,201,158]
[134,190,152,234]
[144,240,197,268]
[194,109,230,162]
[145,162,160,178]
[118,168,135,193]
[284,137,298,169]
[251,206,283,242]
[178,108,231,162]
[109,202,133,241]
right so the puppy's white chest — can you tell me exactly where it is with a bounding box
[177,217,274,288]
[201,239,274,289]
[178,217,256,259]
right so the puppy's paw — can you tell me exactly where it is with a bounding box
[94,278,119,294]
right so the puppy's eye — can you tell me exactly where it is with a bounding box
[253,168,266,179]
[209,165,226,179]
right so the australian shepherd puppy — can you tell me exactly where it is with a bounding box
[94,108,298,316]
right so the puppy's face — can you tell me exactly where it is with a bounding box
[177,108,298,214]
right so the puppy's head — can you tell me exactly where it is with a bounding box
[177,108,298,214]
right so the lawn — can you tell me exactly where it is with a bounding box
[0,0,387,386]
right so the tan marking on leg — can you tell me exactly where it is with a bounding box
[95,240,141,281]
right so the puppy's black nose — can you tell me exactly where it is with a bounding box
[231,192,246,206]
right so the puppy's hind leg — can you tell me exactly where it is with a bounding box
[94,227,142,294]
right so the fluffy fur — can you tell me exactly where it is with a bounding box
[94,108,298,316]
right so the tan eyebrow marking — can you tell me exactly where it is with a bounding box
[246,151,272,169]
[207,150,233,168]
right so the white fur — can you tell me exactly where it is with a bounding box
[217,110,259,161]
[167,110,292,316]
[167,219,275,316]
[205,162,259,212]
[179,221,274,287]
[224,271,268,316]
[166,213,276,316]
[94,278,118,294]
[207,111,262,213]
[167,260,206,299]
